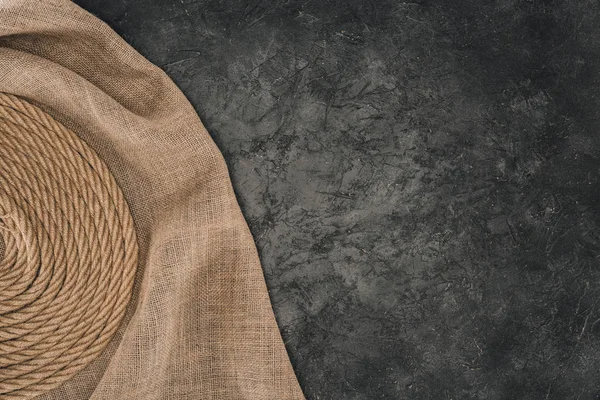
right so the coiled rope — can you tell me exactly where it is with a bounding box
[0,93,138,399]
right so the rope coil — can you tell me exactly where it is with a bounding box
[0,93,138,399]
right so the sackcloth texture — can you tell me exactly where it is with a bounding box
[0,1,305,399]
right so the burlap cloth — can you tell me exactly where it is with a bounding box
[0,0,305,399]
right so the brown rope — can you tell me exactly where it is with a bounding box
[0,93,138,399]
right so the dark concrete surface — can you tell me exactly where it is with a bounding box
[74,1,600,398]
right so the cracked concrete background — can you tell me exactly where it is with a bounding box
[75,1,600,398]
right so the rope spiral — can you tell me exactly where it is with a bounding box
[0,93,138,399]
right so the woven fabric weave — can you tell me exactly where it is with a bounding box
[0,1,304,399]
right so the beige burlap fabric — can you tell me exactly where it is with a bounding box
[0,1,304,399]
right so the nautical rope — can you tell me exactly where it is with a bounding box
[0,93,138,399]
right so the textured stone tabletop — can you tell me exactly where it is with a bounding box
[75,1,600,399]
